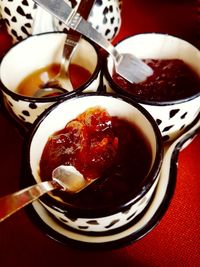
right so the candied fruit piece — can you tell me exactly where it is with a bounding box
[40,107,119,180]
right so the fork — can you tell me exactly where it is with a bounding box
[33,0,153,84]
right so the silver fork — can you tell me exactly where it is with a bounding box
[33,0,153,84]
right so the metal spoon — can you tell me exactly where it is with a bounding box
[33,87,67,98]
[34,0,95,98]
[40,32,80,93]
[0,165,96,222]
[33,32,78,98]
[34,0,153,84]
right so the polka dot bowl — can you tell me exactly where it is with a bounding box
[23,93,163,234]
[0,0,122,43]
[103,33,200,142]
[0,32,101,126]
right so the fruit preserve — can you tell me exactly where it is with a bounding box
[39,107,152,209]
[112,59,200,101]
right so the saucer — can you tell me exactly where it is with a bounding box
[24,114,200,249]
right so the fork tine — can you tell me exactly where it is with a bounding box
[116,54,153,84]
[33,0,153,84]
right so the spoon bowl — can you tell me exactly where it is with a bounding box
[33,87,67,98]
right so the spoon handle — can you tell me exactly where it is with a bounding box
[0,181,58,222]
[60,0,95,71]
[34,0,119,58]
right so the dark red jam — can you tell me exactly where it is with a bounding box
[39,107,152,209]
[112,59,200,101]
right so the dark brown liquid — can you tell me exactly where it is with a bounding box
[39,107,152,209]
[16,63,91,97]
[112,59,200,101]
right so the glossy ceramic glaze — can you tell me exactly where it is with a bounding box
[24,93,163,233]
[103,33,200,142]
[0,0,122,43]
[22,113,200,248]
[0,32,101,125]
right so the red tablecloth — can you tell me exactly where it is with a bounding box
[0,1,199,266]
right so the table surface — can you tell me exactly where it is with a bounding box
[0,1,199,266]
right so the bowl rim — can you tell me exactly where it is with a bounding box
[0,31,101,103]
[103,33,200,106]
[23,92,163,218]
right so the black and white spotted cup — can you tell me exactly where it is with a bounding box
[24,93,163,234]
[0,32,101,125]
[103,33,200,142]
[0,0,122,43]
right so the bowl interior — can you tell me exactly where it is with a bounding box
[107,33,200,80]
[0,32,98,93]
[29,94,161,202]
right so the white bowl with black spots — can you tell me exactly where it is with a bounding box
[0,0,122,43]
[23,93,163,233]
[103,33,200,142]
[0,32,101,125]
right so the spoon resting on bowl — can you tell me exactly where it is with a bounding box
[0,115,199,223]
[39,32,80,94]
[34,0,95,98]
[33,0,153,84]
[0,165,96,222]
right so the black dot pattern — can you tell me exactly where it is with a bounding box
[170,109,180,118]
[22,110,30,117]
[52,0,121,41]
[29,102,37,109]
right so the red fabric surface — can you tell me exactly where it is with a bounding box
[114,0,199,48]
[0,1,199,266]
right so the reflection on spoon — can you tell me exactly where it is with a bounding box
[33,87,67,98]
[0,165,97,222]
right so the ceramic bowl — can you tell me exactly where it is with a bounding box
[23,93,163,234]
[25,115,200,247]
[0,32,101,125]
[0,0,122,43]
[103,33,200,142]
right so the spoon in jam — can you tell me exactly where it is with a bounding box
[34,31,81,97]
[33,87,67,98]
[34,0,95,98]
[0,165,96,222]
